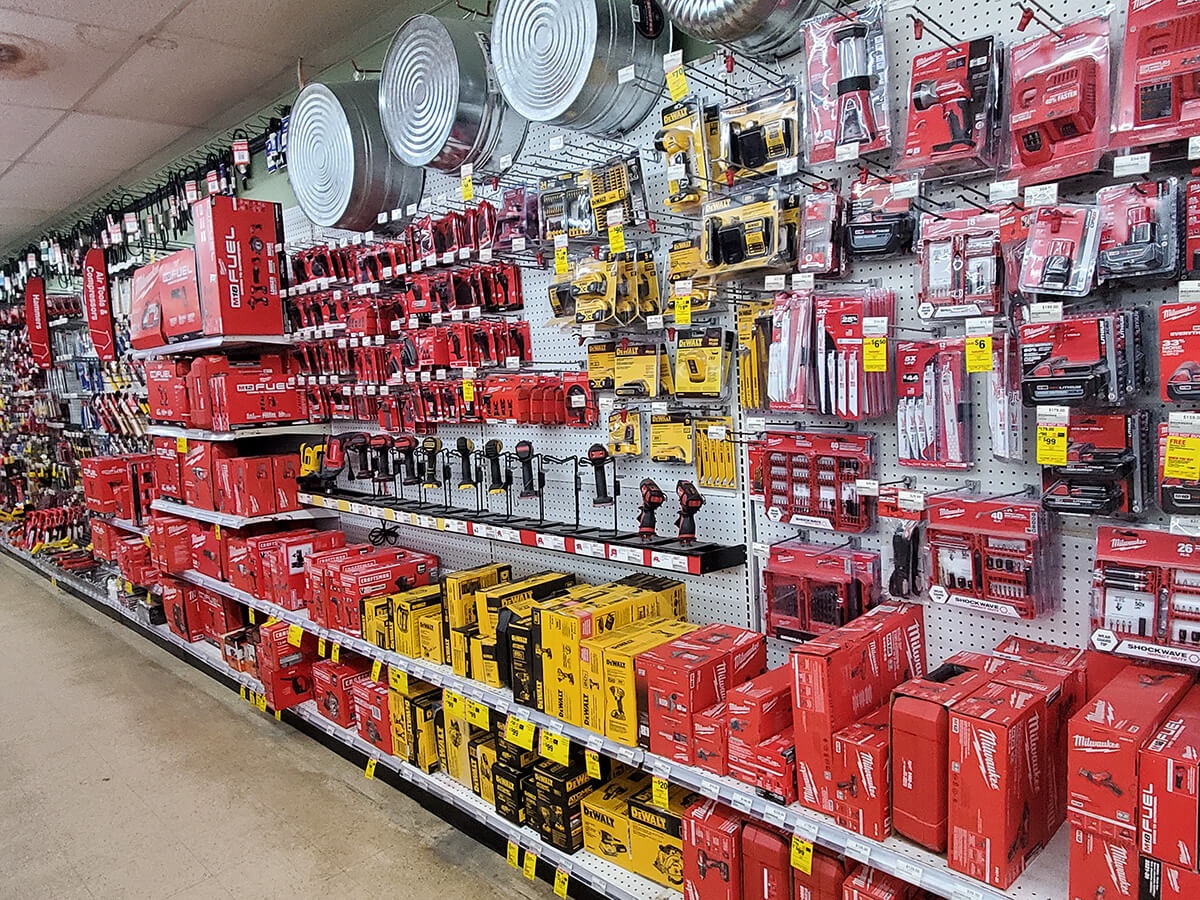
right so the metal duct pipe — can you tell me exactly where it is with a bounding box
[658,0,815,58]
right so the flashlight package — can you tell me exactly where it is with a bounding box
[1017,204,1101,298]
[846,172,916,258]
[699,186,796,278]
[900,36,1003,175]
[795,187,847,277]
[1114,0,1200,149]
[1041,410,1151,518]
[1007,14,1112,185]
[717,83,801,183]
[674,328,734,400]
[895,338,972,470]
[915,207,1003,320]
[656,99,711,214]
[801,0,892,164]
[1095,178,1182,283]
[1019,309,1144,407]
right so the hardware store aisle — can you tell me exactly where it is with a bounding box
[0,556,550,900]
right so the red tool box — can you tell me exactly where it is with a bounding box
[694,703,728,776]
[214,455,276,517]
[842,864,915,900]
[261,530,345,610]
[192,194,283,337]
[182,441,235,511]
[146,359,191,424]
[325,548,437,635]
[739,822,791,900]
[147,514,191,574]
[304,544,376,625]
[161,577,204,643]
[726,666,791,747]
[1068,823,1137,900]
[832,705,891,841]
[351,678,393,756]
[1139,684,1200,871]
[153,437,182,501]
[761,540,881,643]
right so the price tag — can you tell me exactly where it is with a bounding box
[240,686,248,701]
[792,272,815,290]
[617,64,636,85]
[1165,435,1200,480]
[893,177,919,199]
[465,698,491,729]
[507,841,521,868]
[462,380,475,402]
[317,637,326,657]
[863,336,887,372]
[175,436,187,453]
[965,335,993,373]
[512,236,526,253]
[331,643,340,663]
[585,749,602,779]
[835,141,861,162]
[540,730,571,766]
[287,624,304,647]
[522,851,538,880]
[706,424,727,441]
[790,836,814,874]
[370,659,382,682]
[666,65,688,101]
[855,478,879,497]
[675,291,692,325]
[255,692,267,712]
[607,218,625,254]
[1114,152,1150,177]
[1028,301,1063,324]
[275,710,282,721]
[778,157,798,177]
[989,179,1019,202]
[845,839,872,864]
[1024,182,1058,206]
[444,690,466,720]
[554,234,569,275]
[1036,405,1069,466]
[505,715,537,750]
[652,776,670,808]
[364,758,377,779]
[554,868,569,897]
[764,274,786,291]
[1191,136,1200,160]
[388,667,408,693]
[461,164,474,201]
[548,135,565,153]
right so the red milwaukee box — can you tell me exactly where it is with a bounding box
[304,544,376,625]
[224,536,256,596]
[326,549,437,635]
[726,732,797,805]
[1139,684,1200,871]
[727,665,792,746]
[890,663,992,852]
[260,659,314,711]
[1159,302,1200,402]
[214,455,276,517]
[90,518,115,561]
[182,440,235,510]
[145,359,191,424]
[694,702,728,776]
[272,454,300,512]
[161,577,204,642]
[198,589,244,643]
[1140,854,1200,899]
[210,369,305,432]
[192,194,283,337]
[115,536,152,585]
[842,864,914,900]
[795,844,849,900]
[677,623,767,688]
[152,437,182,500]
[949,681,1049,889]
[185,355,223,430]
[243,528,314,601]
[993,634,1087,698]
[1069,824,1136,900]
[351,679,393,756]
[1085,648,1132,700]
[1068,664,1193,839]
[147,514,191,574]
[82,455,147,515]
[791,603,926,815]
[832,706,891,841]
[130,247,200,348]
[112,457,156,524]
[312,658,371,728]
[640,639,729,720]
[682,798,743,900]
[739,822,791,900]
[650,706,711,764]
[258,619,318,671]
[262,530,345,610]
[190,522,223,579]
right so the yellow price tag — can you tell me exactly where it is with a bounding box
[365,758,377,780]
[318,637,326,657]
[124,580,133,594]
[444,690,466,720]
[1036,425,1068,466]
[462,379,475,403]
[175,436,187,453]
[240,686,248,701]
[539,730,570,766]
[585,749,601,779]
[608,222,625,254]
[50,576,57,588]
[265,617,278,626]
[388,667,408,693]
[554,868,570,897]
[965,335,993,373]
[461,174,474,202]
[287,624,303,647]
[331,643,341,663]
[862,336,887,373]
[465,698,491,730]
[337,499,350,512]
[142,534,150,547]
[505,715,537,750]
[652,776,670,808]
[522,851,538,880]
[255,692,267,712]
[666,65,688,101]
[554,244,569,276]
[674,292,692,326]
[507,841,521,868]
[1165,435,1200,481]
[371,659,383,682]
[213,524,221,541]
[247,608,256,625]
[274,709,281,721]
[790,835,814,874]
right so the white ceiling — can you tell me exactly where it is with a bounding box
[0,0,421,252]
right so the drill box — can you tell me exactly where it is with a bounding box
[640,640,728,763]
[832,705,892,841]
[272,454,300,512]
[497,726,539,770]
[469,733,497,805]
[257,619,318,671]
[506,614,536,706]
[161,577,204,642]
[492,760,533,826]
[436,708,476,788]
[259,658,315,711]
[479,571,575,637]
[312,658,372,728]
[682,798,743,900]
[583,771,649,864]
[198,589,245,643]
[152,437,183,501]
[242,528,312,601]
[739,822,790,900]
[468,632,498,685]
[1068,824,1137,900]
[388,684,439,769]
[115,536,153,585]
[603,620,700,748]
[1139,685,1200,871]
[360,596,395,652]
[842,864,915,900]
[1068,664,1193,839]
[1140,854,1200,899]
[694,702,728,776]
[260,529,344,610]
[580,616,684,734]
[451,623,476,679]
[147,514,192,575]
[210,369,305,432]
[628,782,703,890]
[182,440,235,511]
[214,455,276,518]
[351,679,392,756]
[726,732,797,805]
[130,247,201,348]
[677,623,767,687]
[993,634,1087,698]
[191,193,283,337]
[90,518,116,561]
[948,681,1050,889]
[146,359,191,424]
[443,563,512,632]
[189,521,223,580]
[303,543,375,625]
[419,612,446,666]
[726,665,792,746]
[389,584,443,657]
[327,549,437,635]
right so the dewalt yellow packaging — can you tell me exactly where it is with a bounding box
[650,413,694,464]
[675,327,734,400]
[476,634,503,689]
[627,783,703,889]
[607,409,641,457]
[582,770,652,863]
[360,595,395,652]
[436,705,475,788]
[657,98,707,213]
[475,572,575,638]
[390,584,442,658]
[603,620,699,746]
[717,82,800,182]
[442,563,512,633]
[398,688,441,773]
[614,344,660,398]
[469,733,497,804]
[581,616,674,734]
[588,341,616,391]
[699,185,788,277]
[417,609,444,665]
[450,624,476,678]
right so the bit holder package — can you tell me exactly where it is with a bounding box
[916,208,1002,320]
[896,338,972,470]
[1092,526,1200,647]
[748,431,875,533]
[762,540,881,642]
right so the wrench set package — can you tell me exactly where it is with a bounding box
[895,338,971,470]
[1040,410,1151,518]
[761,539,881,642]
[1017,204,1102,298]
[1018,309,1144,407]
[926,494,1056,619]
[1092,526,1200,648]
[915,208,1003,321]
[748,431,875,533]
[1096,178,1183,283]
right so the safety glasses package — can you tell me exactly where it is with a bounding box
[801,0,892,163]
[1113,0,1200,149]
[915,207,1002,320]
[1007,13,1112,185]
[1096,178,1182,283]
[895,338,972,470]
[717,83,801,183]
[1017,204,1101,298]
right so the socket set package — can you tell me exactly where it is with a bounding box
[766,287,895,420]
[846,172,916,258]
[900,36,1003,176]
[926,494,1056,619]
[1017,204,1101,298]
[795,187,847,277]
[801,0,892,163]
[1040,410,1151,518]
[915,207,1003,320]
[655,98,712,214]
[988,330,1025,462]
[761,539,881,642]
[1158,420,1200,514]
[699,185,796,278]
[748,431,876,532]
[1096,178,1182,282]
[1092,526,1200,647]
[1113,0,1200,149]
[1018,309,1143,406]
[716,82,800,183]
[1007,14,1113,185]
[1163,302,1200,402]
[895,338,972,470]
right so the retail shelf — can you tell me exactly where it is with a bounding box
[150,499,338,529]
[108,517,147,537]
[129,334,294,359]
[173,566,1066,900]
[298,491,746,575]
[147,422,326,441]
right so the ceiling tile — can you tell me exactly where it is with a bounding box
[0,0,182,33]
[78,32,290,127]
[22,112,189,169]
[0,9,136,109]
[168,0,397,53]
[0,103,65,160]
[0,161,124,211]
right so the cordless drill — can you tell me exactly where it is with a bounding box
[911,78,975,152]
[638,478,665,539]
[676,480,704,544]
[368,433,394,495]
[394,435,420,486]
[421,436,442,489]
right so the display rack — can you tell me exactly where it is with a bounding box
[146,423,327,442]
[129,334,295,359]
[149,499,338,529]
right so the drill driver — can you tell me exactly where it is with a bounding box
[675,480,704,544]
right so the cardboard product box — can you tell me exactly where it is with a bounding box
[197,589,245,643]
[451,624,475,679]
[469,733,498,805]
[350,679,392,756]
[418,612,445,666]
[1067,824,1137,900]
[842,864,915,900]
[1139,854,1200,899]
[581,617,672,734]
[739,821,792,900]
[259,659,315,711]
[436,707,476,788]
[192,194,283,337]
[1069,665,1193,839]
[257,620,317,671]
[90,518,116,561]
[1139,685,1200,871]
[726,732,798,806]
[328,550,437,636]
[115,535,152,585]
[603,620,700,748]
[443,563,513,633]
[948,681,1049,890]
[312,658,372,728]
[222,535,256,595]
[1084,648,1133,701]
[480,571,576,638]
[727,665,792,746]
[272,454,300,512]
[148,514,192,575]
[184,354,223,430]
[471,633,501,687]
[221,627,259,677]
[189,521,222,580]
[360,596,395,652]
[794,844,850,900]
[152,436,183,500]
[146,359,191,424]
[694,703,728,776]
[402,689,442,773]
[215,455,276,517]
[640,639,729,764]
[682,798,743,900]
[534,760,592,852]
[130,247,201,348]
[261,530,344,610]
[182,440,235,511]
[387,680,436,763]
[583,772,650,863]
[628,782,704,890]
[890,663,993,852]
[242,528,312,602]
[492,760,532,826]
[161,577,204,642]
[993,635,1086,689]
[496,727,539,771]
[303,544,375,625]
[82,455,132,515]
[210,369,305,432]
[506,615,537,707]
[677,623,767,688]
[391,585,443,657]
[832,706,892,841]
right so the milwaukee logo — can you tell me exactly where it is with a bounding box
[1026,714,1042,790]
[1072,736,1120,751]
[937,506,967,519]
[1163,305,1200,322]
[857,751,877,798]
[1084,700,1116,726]
[1110,537,1148,552]
[1105,840,1132,895]
[972,726,1002,790]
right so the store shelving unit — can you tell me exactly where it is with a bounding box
[146,423,326,442]
[150,498,338,529]
[129,334,295,359]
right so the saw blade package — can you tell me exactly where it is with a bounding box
[716,82,801,183]
[1019,310,1143,407]
[916,207,1002,320]
[1041,410,1151,519]
[896,338,972,470]
[801,0,892,164]
[846,172,916,258]
[1092,526,1200,648]
[748,431,876,532]
[1113,0,1200,149]
[1095,178,1182,283]
[762,539,881,642]
[987,330,1025,463]
[1017,204,1101,298]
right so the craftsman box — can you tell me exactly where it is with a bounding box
[1139,685,1200,871]
[303,543,375,625]
[351,679,393,756]
[192,194,283,337]
[257,619,318,672]
[312,658,371,728]
[214,455,276,517]
[259,659,315,712]
[1068,824,1137,900]
[682,799,743,900]
[327,549,437,635]
[260,530,343,609]
[832,705,892,841]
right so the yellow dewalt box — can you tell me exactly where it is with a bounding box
[388,677,435,760]
[587,341,616,391]
[479,635,503,688]
[603,620,698,746]
[450,624,476,678]
[417,609,445,665]
[360,595,395,651]
[469,732,497,804]
[442,563,512,639]
[582,770,651,864]
[475,572,575,638]
[627,782,703,890]
[391,585,442,658]
[436,706,475,788]
[397,688,441,773]
[580,617,675,734]
[616,573,687,619]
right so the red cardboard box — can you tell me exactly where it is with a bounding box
[679,623,767,688]
[1084,648,1133,700]
[225,536,256,596]
[739,822,790,900]
[210,369,305,432]
[727,665,792,746]
[726,732,797,805]
[1139,685,1200,871]
[259,659,315,711]
[326,549,437,635]
[192,194,283,337]
[161,577,204,642]
[890,663,992,852]
[272,454,300,512]
[130,248,200,348]
[91,519,115,561]
[240,528,311,600]
[351,679,393,755]
[312,658,371,728]
[147,514,191,574]
[304,544,376,626]
[1069,824,1136,900]
[682,799,743,900]
[257,620,317,671]
[640,640,729,763]
[842,864,913,900]
[1068,665,1193,839]
[1139,855,1200,899]
[145,359,191,424]
[796,845,849,900]
[152,437,182,500]
[993,634,1087,700]
[198,589,244,643]
[261,530,345,610]
[948,681,1048,889]
[184,354,224,430]
[214,455,276,517]
[115,536,153,585]
[694,703,728,776]
[82,455,129,514]
[832,706,891,841]
[190,522,223,579]
[182,440,235,511]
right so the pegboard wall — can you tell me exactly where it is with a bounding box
[284,0,1175,668]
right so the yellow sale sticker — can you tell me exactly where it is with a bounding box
[465,698,491,730]
[554,868,569,897]
[674,292,692,326]
[444,690,466,720]
[539,731,570,766]
[652,776,670,809]
[522,851,538,880]
[287,624,303,647]
[965,335,993,373]
[666,66,688,101]
[388,667,408,693]
[364,758,377,779]
[1036,425,1068,466]
[505,715,536,750]
[371,659,382,682]
[790,836,813,874]
[862,336,887,373]
[585,749,601,779]
[1165,435,1200,481]
[507,841,520,868]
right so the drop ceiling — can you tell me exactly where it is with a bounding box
[0,0,436,254]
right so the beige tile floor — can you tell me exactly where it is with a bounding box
[0,556,551,899]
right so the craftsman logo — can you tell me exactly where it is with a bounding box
[972,726,1002,790]
[1105,841,1132,895]
[1163,305,1200,322]
[224,227,242,308]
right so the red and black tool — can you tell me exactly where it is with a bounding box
[638,478,665,539]
[676,480,704,544]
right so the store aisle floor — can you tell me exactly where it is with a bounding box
[0,556,551,900]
